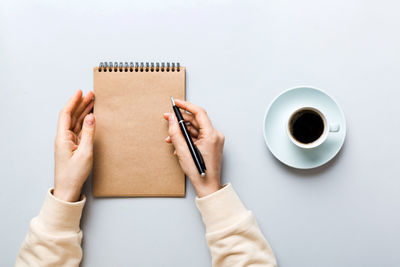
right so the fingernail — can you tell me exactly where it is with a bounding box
[91,95,95,101]
[85,114,94,126]
[163,112,170,117]
[168,114,175,125]
[165,136,171,142]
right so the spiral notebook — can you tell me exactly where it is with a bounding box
[93,62,186,197]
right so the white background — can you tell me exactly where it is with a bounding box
[1,0,400,266]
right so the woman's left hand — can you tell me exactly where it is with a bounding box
[53,90,95,202]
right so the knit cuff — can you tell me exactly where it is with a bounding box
[36,188,86,234]
[195,183,248,233]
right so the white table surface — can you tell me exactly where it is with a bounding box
[1,0,400,266]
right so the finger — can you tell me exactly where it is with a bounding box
[165,111,199,129]
[77,130,82,144]
[57,90,83,132]
[71,91,94,126]
[182,113,199,129]
[164,112,198,137]
[75,114,96,158]
[187,125,199,138]
[166,135,197,144]
[173,99,213,131]
[163,113,171,120]
[167,114,188,155]
[63,90,83,115]
[73,100,94,134]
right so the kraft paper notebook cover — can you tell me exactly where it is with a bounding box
[93,62,185,197]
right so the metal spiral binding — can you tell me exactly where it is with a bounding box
[98,62,181,72]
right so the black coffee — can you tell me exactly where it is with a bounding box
[289,109,324,144]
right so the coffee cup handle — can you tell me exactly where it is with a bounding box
[329,123,340,133]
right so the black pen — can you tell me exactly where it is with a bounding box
[171,97,206,177]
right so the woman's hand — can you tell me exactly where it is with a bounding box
[163,99,224,197]
[53,90,95,202]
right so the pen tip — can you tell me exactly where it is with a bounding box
[171,96,175,106]
[200,173,206,178]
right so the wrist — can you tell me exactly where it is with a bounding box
[195,183,223,198]
[53,184,82,202]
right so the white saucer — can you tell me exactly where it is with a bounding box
[263,86,346,169]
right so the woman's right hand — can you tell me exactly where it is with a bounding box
[163,99,225,197]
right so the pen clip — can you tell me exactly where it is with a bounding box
[194,145,206,170]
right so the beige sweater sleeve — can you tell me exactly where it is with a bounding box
[16,185,276,267]
[196,184,277,267]
[15,189,86,267]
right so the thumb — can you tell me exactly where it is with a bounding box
[77,113,96,156]
[168,114,187,155]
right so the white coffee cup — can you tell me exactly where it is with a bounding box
[287,107,340,149]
